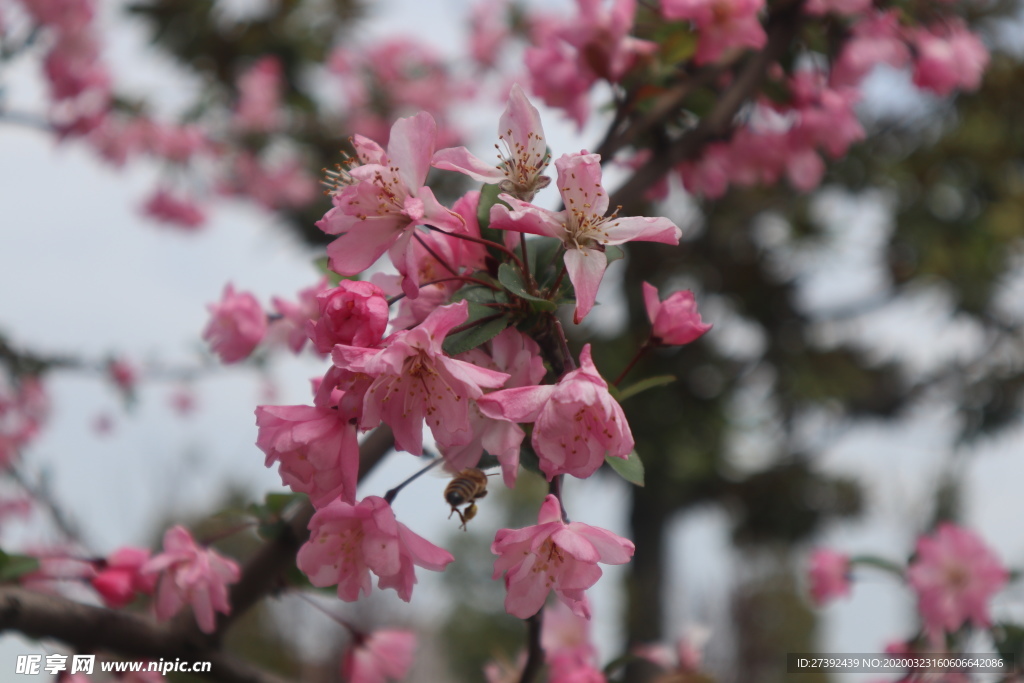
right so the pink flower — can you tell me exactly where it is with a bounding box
[807,549,851,605]
[297,496,453,601]
[543,601,606,682]
[804,0,870,15]
[526,18,595,128]
[906,524,1007,638]
[142,188,206,230]
[911,21,988,97]
[662,0,767,65]
[831,11,910,88]
[561,0,657,82]
[433,83,552,201]
[343,629,417,683]
[91,546,157,609]
[142,526,240,634]
[270,278,330,354]
[255,383,362,507]
[491,152,681,323]
[332,301,510,456]
[491,494,634,619]
[317,112,465,298]
[447,328,548,486]
[107,358,137,393]
[233,56,284,133]
[478,345,633,481]
[469,1,510,68]
[202,284,268,364]
[307,280,390,353]
[642,283,711,346]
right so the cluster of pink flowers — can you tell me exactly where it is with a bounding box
[238,86,712,666]
[0,377,49,468]
[809,523,1008,656]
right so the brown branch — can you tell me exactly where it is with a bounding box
[0,586,290,683]
[0,427,396,683]
[517,612,545,683]
[608,0,805,212]
[201,426,395,638]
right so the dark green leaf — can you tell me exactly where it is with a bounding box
[497,263,558,312]
[605,450,644,487]
[443,303,512,355]
[0,550,40,582]
[616,374,676,402]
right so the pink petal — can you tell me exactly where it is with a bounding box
[602,216,681,245]
[555,152,608,219]
[489,198,566,239]
[477,385,555,423]
[642,282,661,324]
[433,146,506,183]
[564,247,608,324]
[388,112,436,191]
[537,494,563,525]
[398,524,455,571]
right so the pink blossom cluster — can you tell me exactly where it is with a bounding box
[808,524,1008,654]
[0,377,49,468]
[677,5,987,197]
[327,38,472,148]
[524,0,656,127]
[245,87,696,632]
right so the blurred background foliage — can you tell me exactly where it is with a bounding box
[80,0,1024,680]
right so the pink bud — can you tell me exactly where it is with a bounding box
[642,283,711,346]
[202,284,267,364]
[308,280,390,353]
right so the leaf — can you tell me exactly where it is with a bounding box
[442,303,512,355]
[616,374,676,402]
[0,550,40,582]
[497,263,558,312]
[605,450,644,487]
[313,256,347,287]
[477,183,512,235]
[604,244,624,264]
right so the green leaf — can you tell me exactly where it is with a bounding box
[616,374,676,402]
[497,263,558,312]
[605,450,645,487]
[0,550,40,582]
[450,284,500,305]
[847,555,905,576]
[443,303,512,355]
[477,183,512,237]
[604,245,624,264]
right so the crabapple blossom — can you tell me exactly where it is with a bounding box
[233,56,283,133]
[662,0,767,65]
[270,278,330,354]
[490,152,681,323]
[255,378,363,507]
[447,328,547,486]
[807,549,851,606]
[202,284,267,363]
[142,525,240,634]
[433,83,552,201]
[560,0,656,82]
[142,188,206,230]
[332,301,510,456]
[911,21,989,97]
[317,112,465,298]
[91,546,156,609]
[342,629,417,683]
[491,494,634,619]
[642,282,711,346]
[906,523,1007,638]
[543,601,607,682]
[477,344,633,481]
[307,280,390,353]
[297,496,453,601]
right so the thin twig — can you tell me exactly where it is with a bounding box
[518,612,545,683]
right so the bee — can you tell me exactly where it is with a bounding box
[445,468,490,530]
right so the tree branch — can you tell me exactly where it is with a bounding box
[0,427,396,682]
[609,0,805,212]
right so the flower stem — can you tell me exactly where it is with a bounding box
[413,231,460,277]
[518,611,545,683]
[519,232,537,295]
[383,455,442,504]
[448,312,506,336]
[424,225,526,275]
[613,340,652,386]
[552,318,576,373]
